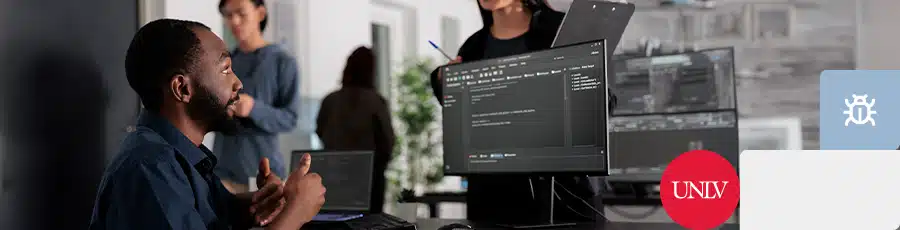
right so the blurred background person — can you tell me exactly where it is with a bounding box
[216,0,300,193]
[316,46,395,213]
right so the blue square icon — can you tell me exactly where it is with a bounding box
[820,70,900,150]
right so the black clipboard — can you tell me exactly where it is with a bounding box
[551,0,635,58]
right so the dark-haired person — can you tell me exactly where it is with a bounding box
[429,0,564,98]
[89,19,324,230]
[315,47,395,213]
[429,0,598,224]
[216,0,300,193]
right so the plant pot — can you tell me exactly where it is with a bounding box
[394,202,419,223]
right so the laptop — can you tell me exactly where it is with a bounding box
[551,0,635,58]
[290,150,375,222]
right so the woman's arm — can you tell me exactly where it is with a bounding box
[245,55,300,134]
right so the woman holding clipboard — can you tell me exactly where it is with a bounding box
[427,0,599,225]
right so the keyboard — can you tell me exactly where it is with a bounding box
[344,213,416,230]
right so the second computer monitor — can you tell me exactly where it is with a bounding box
[607,48,739,176]
[441,40,610,175]
[610,48,737,116]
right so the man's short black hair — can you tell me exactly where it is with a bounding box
[125,18,211,113]
[219,0,268,32]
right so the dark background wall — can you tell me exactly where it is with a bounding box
[0,0,140,229]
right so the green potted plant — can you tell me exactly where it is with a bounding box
[385,58,444,220]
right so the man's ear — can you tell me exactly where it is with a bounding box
[170,74,193,103]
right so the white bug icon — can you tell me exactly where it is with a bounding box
[844,94,877,127]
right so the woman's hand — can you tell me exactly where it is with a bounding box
[438,56,462,80]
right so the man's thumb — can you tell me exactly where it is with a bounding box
[296,153,311,176]
[259,157,271,177]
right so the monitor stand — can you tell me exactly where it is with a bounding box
[498,177,578,229]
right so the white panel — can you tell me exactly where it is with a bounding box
[741,150,900,229]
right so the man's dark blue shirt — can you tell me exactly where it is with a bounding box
[89,112,253,230]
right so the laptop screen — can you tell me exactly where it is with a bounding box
[291,150,374,212]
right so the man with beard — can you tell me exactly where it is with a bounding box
[89,19,325,230]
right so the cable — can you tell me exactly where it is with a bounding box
[528,177,536,200]
[526,176,661,221]
[527,176,594,220]
[552,188,595,219]
[552,180,609,221]
[551,177,661,220]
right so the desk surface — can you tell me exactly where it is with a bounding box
[414,219,739,230]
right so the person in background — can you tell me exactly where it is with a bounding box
[428,0,598,224]
[216,0,300,193]
[429,0,563,103]
[89,19,324,230]
[316,47,395,213]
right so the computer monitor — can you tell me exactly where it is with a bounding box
[440,40,610,175]
[610,48,737,116]
[290,150,374,212]
[606,48,739,180]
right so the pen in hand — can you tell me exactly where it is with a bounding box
[428,40,454,61]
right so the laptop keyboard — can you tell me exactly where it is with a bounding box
[345,213,416,230]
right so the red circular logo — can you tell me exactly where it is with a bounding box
[660,150,739,230]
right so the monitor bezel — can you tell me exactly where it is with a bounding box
[439,39,611,177]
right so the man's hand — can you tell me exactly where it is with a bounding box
[263,153,326,230]
[284,153,326,224]
[234,93,255,117]
[251,158,284,226]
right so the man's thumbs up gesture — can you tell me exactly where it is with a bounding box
[250,157,285,225]
[264,153,326,230]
